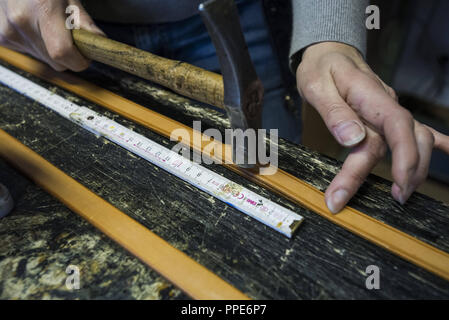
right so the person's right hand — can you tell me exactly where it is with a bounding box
[0,0,104,71]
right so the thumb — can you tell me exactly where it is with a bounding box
[298,73,366,147]
[69,0,106,37]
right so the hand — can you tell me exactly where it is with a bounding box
[0,0,104,71]
[297,42,449,213]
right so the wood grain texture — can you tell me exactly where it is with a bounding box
[0,129,248,300]
[72,29,224,109]
[1,46,448,282]
[1,60,449,299]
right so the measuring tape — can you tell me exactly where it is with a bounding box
[0,64,303,237]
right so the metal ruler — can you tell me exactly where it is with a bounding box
[0,64,303,237]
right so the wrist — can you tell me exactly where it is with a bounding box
[302,42,363,63]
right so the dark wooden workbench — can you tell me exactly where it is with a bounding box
[0,60,448,299]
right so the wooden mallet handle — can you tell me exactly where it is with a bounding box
[72,29,225,108]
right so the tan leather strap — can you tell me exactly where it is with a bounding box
[0,129,249,300]
[1,47,448,281]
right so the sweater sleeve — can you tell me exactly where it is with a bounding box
[289,0,369,72]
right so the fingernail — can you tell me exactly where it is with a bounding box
[326,189,349,214]
[392,183,409,205]
[392,183,403,204]
[400,187,414,205]
[334,121,365,146]
[398,193,405,205]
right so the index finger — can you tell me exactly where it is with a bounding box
[332,63,419,195]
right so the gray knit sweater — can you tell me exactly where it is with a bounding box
[290,0,368,71]
[82,0,368,71]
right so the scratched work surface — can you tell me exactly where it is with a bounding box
[0,60,449,299]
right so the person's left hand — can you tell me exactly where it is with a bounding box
[296,42,449,213]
